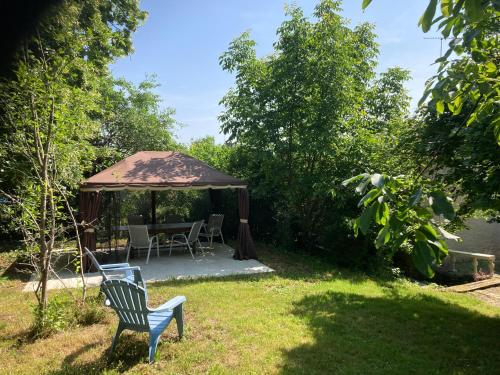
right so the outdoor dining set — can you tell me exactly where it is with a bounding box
[115,213,225,264]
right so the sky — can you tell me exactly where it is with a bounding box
[111,0,441,144]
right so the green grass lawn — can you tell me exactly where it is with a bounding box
[0,244,499,374]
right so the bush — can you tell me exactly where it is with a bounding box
[31,294,107,338]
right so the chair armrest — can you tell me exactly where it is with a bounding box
[101,263,131,269]
[149,295,186,312]
[103,265,141,273]
[171,233,187,240]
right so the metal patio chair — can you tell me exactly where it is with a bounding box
[126,225,160,264]
[198,214,224,249]
[169,220,204,259]
[101,279,186,363]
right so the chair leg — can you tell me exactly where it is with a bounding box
[210,234,213,249]
[148,332,161,363]
[174,304,184,338]
[110,322,125,357]
[220,232,225,245]
[146,244,152,264]
[187,243,195,259]
[156,238,160,258]
[169,236,174,256]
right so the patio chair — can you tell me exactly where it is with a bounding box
[126,225,160,264]
[101,279,186,363]
[84,247,144,287]
[198,214,224,249]
[169,220,204,259]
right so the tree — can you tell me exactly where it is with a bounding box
[95,75,177,168]
[363,0,499,144]
[348,0,499,277]
[0,0,147,326]
[187,136,232,172]
[0,44,98,314]
[219,0,411,258]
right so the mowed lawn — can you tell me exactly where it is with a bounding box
[0,244,499,374]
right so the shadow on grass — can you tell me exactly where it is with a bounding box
[281,289,500,374]
[144,242,372,291]
[46,331,178,375]
[0,255,32,282]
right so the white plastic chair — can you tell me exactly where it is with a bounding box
[169,220,204,259]
[126,225,160,264]
[198,214,224,248]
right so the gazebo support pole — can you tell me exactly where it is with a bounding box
[151,191,157,224]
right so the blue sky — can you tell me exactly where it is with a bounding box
[111,0,440,144]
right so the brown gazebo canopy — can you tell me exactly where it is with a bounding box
[79,151,256,261]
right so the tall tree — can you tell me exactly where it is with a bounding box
[95,75,177,169]
[220,0,410,253]
[0,0,147,324]
[346,0,499,277]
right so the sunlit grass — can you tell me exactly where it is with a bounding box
[0,243,499,374]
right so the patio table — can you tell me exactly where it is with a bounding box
[112,222,194,235]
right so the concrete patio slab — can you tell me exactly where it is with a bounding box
[23,243,274,292]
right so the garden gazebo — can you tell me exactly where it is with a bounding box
[79,151,257,263]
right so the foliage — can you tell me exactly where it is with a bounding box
[187,136,232,172]
[31,0,146,75]
[412,104,500,219]
[343,173,459,277]
[31,294,107,338]
[364,0,500,144]
[354,0,499,276]
[32,296,70,338]
[0,0,147,317]
[94,75,177,168]
[0,42,99,308]
[219,0,412,262]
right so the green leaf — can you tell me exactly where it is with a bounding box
[436,99,445,114]
[358,188,380,207]
[427,239,449,260]
[362,0,373,10]
[355,176,371,194]
[464,0,484,22]
[353,218,360,237]
[419,0,438,32]
[359,204,376,236]
[441,0,453,16]
[370,173,385,188]
[412,240,437,278]
[409,188,422,207]
[342,173,368,187]
[419,223,438,240]
[438,226,461,241]
[375,202,390,225]
[493,117,500,145]
[429,191,455,220]
[375,225,391,249]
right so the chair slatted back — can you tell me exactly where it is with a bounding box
[207,214,224,233]
[187,220,204,243]
[101,279,149,328]
[127,214,144,225]
[128,225,151,248]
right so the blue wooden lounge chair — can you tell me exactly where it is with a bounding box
[101,279,186,363]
